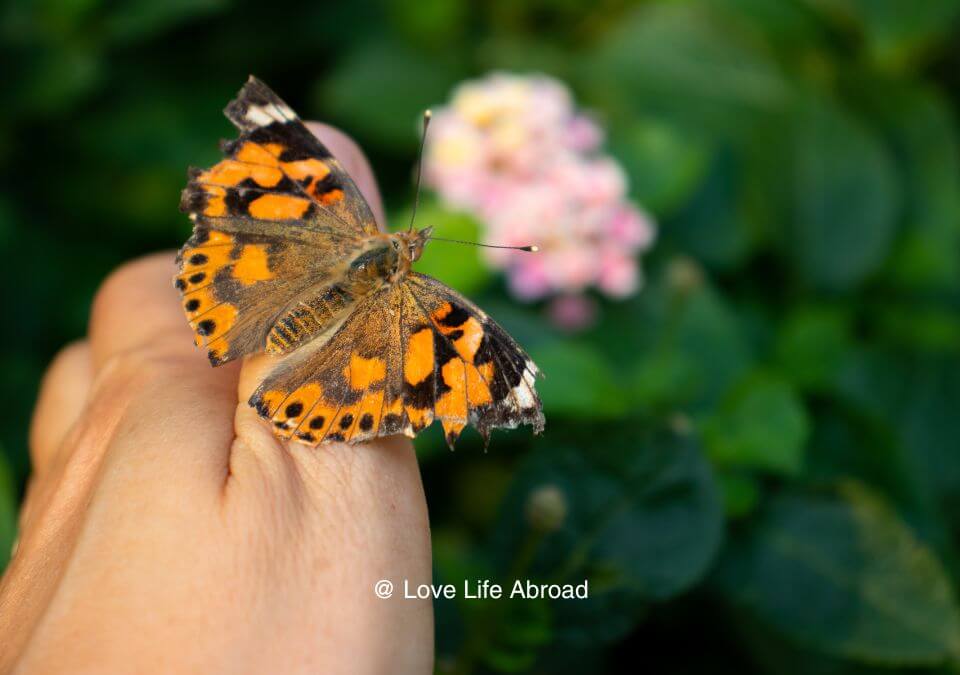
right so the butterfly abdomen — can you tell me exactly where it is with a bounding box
[265,285,351,354]
[265,241,399,355]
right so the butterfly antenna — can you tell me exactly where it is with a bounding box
[408,109,432,232]
[428,236,539,253]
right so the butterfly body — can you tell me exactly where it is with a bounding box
[264,228,428,355]
[176,77,544,448]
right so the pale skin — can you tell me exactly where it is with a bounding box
[0,124,434,674]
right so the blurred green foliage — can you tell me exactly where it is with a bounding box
[2,0,960,672]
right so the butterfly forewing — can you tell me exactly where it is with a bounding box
[176,77,378,365]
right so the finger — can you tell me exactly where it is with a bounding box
[29,341,93,476]
[231,356,434,674]
[88,252,203,369]
[85,252,241,487]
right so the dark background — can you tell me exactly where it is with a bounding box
[3,0,960,672]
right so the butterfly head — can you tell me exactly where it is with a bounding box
[394,226,433,264]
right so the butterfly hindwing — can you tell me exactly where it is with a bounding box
[249,273,544,447]
[405,272,544,446]
[248,284,403,445]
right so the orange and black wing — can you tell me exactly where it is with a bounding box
[175,77,373,366]
[249,274,544,448]
[405,272,545,446]
[182,76,378,235]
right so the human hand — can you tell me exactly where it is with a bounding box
[0,124,433,674]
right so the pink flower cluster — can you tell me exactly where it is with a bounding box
[424,73,655,327]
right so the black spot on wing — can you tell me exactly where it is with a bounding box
[359,413,374,431]
[253,398,270,417]
[475,320,524,388]
[381,413,404,434]
[403,323,438,409]
[222,121,333,163]
[310,172,342,199]
[438,304,471,328]
[433,329,460,396]
[404,375,435,410]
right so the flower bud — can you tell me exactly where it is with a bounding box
[525,484,568,533]
[666,256,704,296]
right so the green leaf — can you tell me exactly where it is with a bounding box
[529,341,627,420]
[717,471,761,518]
[807,0,960,71]
[476,37,579,82]
[587,3,790,139]
[610,117,711,216]
[102,0,228,44]
[319,41,464,149]
[702,373,809,477]
[671,282,753,411]
[788,94,901,289]
[712,0,827,56]
[775,305,852,392]
[666,148,751,269]
[876,85,960,292]
[630,347,700,412]
[836,351,960,527]
[481,598,552,673]
[492,432,723,644]
[716,482,960,665]
[385,0,468,49]
[591,266,753,412]
[12,44,102,115]
[896,358,960,521]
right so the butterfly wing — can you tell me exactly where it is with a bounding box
[176,77,377,365]
[404,272,545,446]
[182,76,378,235]
[249,273,544,447]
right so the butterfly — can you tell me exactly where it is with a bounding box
[175,76,544,448]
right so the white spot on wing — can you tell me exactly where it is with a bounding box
[245,102,299,129]
[513,383,535,408]
[245,105,273,127]
[273,103,296,120]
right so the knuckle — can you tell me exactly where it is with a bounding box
[92,256,153,315]
[90,253,175,330]
[94,343,193,397]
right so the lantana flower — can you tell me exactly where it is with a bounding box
[425,72,655,329]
